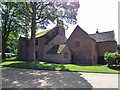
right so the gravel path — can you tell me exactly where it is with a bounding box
[1,67,119,89]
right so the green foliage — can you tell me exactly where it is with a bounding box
[0,2,31,59]
[6,32,18,55]
[0,59,119,74]
[0,2,31,37]
[28,1,80,29]
[104,52,120,66]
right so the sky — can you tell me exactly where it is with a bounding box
[41,0,120,43]
[67,0,119,43]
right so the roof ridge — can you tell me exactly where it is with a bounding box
[90,30,115,42]
[90,30,114,35]
[67,25,89,42]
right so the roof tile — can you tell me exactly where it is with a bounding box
[89,31,115,42]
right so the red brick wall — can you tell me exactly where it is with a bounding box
[67,26,96,65]
[91,39,98,65]
[17,37,30,60]
[98,41,117,56]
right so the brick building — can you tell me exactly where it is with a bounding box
[17,26,71,64]
[17,25,117,65]
[66,25,98,65]
[90,30,117,64]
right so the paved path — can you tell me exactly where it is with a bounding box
[81,72,119,88]
[1,67,119,89]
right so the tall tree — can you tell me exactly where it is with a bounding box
[0,2,31,59]
[26,0,80,61]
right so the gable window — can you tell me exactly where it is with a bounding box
[76,41,80,47]
[35,39,38,46]
[64,52,68,59]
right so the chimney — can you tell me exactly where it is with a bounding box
[96,28,99,33]
[57,26,65,36]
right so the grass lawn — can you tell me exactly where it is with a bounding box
[0,58,119,74]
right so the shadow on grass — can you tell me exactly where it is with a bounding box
[72,63,104,67]
[32,62,70,71]
[2,57,19,62]
[2,61,70,72]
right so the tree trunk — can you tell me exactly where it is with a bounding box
[2,37,7,60]
[29,3,36,61]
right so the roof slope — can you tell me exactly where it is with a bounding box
[36,26,65,38]
[36,29,52,38]
[90,31,115,42]
[28,28,54,39]
[67,25,90,42]
[47,44,66,54]
[36,26,66,45]
[35,27,58,45]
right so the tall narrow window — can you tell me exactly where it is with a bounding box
[76,41,80,47]
[64,52,68,59]
[35,51,38,59]
[35,39,38,46]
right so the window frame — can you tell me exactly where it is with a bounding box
[64,52,68,59]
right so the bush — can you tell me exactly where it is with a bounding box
[104,52,120,67]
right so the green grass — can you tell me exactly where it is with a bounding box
[0,58,119,74]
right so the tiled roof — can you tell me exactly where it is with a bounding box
[35,26,64,38]
[28,27,54,38]
[47,44,66,54]
[36,30,51,38]
[89,31,115,42]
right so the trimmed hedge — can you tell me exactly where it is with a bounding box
[104,52,120,67]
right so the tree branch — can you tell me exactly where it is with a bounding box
[7,14,13,34]
[36,6,62,23]
[36,2,54,20]
[25,2,32,14]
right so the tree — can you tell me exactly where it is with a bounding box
[0,2,31,60]
[25,0,80,61]
[6,32,18,54]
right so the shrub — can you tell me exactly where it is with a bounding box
[104,52,120,67]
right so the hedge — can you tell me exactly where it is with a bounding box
[104,52,120,67]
